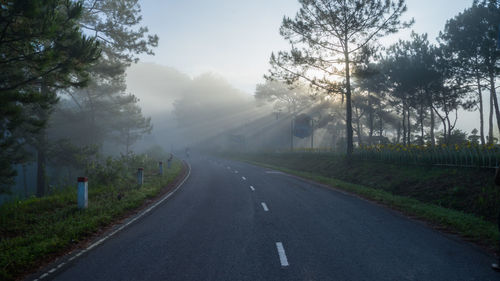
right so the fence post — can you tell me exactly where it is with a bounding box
[77,177,88,209]
[159,161,163,176]
[137,168,144,186]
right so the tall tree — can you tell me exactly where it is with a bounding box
[383,42,417,145]
[382,33,451,146]
[439,0,500,144]
[112,94,152,155]
[267,0,412,155]
[425,45,468,145]
[52,0,158,144]
[353,49,393,145]
[39,0,157,196]
[0,0,100,191]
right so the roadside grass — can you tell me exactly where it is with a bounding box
[0,159,184,281]
[227,153,499,251]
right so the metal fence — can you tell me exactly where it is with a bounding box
[291,144,500,169]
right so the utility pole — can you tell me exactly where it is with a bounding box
[310,119,314,149]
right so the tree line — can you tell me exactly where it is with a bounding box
[259,0,500,154]
[0,0,157,195]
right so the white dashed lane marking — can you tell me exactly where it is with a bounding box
[276,242,289,266]
[250,186,255,191]
[261,202,269,212]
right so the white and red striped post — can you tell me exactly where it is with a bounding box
[159,161,163,176]
[137,168,144,186]
[77,177,88,209]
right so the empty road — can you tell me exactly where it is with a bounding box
[40,155,499,280]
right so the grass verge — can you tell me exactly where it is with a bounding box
[0,158,185,281]
[237,157,499,252]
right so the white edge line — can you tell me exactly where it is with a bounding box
[261,202,269,212]
[276,242,289,266]
[33,161,192,280]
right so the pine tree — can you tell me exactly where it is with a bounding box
[53,0,158,150]
[267,0,412,155]
[0,0,100,190]
[439,0,500,144]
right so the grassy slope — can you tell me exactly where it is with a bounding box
[227,152,500,250]
[0,159,184,281]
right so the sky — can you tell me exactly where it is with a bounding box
[136,0,474,93]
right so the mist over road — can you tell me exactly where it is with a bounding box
[47,156,497,281]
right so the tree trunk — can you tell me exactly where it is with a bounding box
[22,164,28,198]
[407,105,411,145]
[125,127,130,155]
[420,103,424,145]
[36,81,49,198]
[489,88,494,144]
[489,72,500,136]
[344,51,353,155]
[434,107,447,145]
[368,96,374,145]
[446,113,452,141]
[396,122,401,143]
[378,114,383,140]
[402,106,407,146]
[355,107,363,146]
[36,127,47,198]
[430,106,435,146]
[477,74,485,145]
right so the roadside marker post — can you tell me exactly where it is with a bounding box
[137,168,144,186]
[159,161,163,176]
[167,153,173,169]
[77,177,88,209]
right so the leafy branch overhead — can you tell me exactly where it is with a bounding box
[80,0,159,64]
[0,0,101,188]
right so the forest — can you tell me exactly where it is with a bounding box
[0,0,157,198]
[258,0,500,155]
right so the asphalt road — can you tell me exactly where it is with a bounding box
[43,155,499,281]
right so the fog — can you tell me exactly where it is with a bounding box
[126,63,345,154]
[127,63,268,153]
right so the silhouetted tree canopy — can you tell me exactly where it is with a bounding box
[267,0,412,155]
[0,0,100,189]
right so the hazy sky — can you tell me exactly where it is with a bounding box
[136,0,474,94]
[133,0,480,133]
